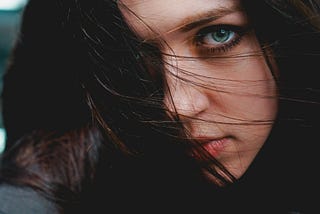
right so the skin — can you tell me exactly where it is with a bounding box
[119,0,278,183]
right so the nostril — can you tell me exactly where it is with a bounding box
[187,87,210,116]
[164,83,210,118]
[192,89,210,114]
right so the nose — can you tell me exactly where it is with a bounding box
[162,46,211,118]
[164,75,211,118]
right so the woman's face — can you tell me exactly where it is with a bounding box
[120,0,278,182]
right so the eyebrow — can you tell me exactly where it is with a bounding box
[168,5,243,33]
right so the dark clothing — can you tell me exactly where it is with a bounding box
[0,184,57,214]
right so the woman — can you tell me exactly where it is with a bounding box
[0,0,319,213]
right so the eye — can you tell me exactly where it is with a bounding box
[194,24,245,53]
[203,28,235,45]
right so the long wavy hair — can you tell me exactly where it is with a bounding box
[0,0,319,212]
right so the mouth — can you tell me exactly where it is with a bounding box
[195,136,231,158]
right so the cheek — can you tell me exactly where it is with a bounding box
[163,90,174,113]
[203,57,278,120]
[215,78,278,122]
[163,74,181,115]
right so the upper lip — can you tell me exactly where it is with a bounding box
[192,135,230,143]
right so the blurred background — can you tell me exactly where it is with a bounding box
[0,0,29,153]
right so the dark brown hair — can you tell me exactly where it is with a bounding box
[0,0,319,212]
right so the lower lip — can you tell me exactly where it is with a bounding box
[202,137,229,158]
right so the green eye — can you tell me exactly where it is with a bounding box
[210,29,234,43]
[196,25,241,44]
[195,24,245,54]
[202,28,236,45]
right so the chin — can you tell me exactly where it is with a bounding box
[201,159,253,186]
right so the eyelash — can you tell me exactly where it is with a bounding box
[194,24,246,54]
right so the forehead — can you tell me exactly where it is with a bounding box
[119,0,242,37]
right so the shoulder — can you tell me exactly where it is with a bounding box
[0,183,58,214]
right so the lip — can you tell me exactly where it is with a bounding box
[196,136,231,158]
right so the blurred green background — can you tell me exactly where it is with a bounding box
[0,0,29,153]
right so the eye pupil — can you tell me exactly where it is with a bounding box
[212,29,230,42]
